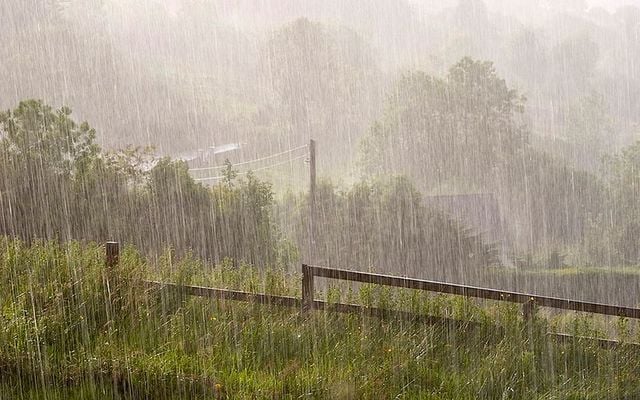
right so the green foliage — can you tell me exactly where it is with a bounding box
[501,148,605,247]
[208,171,278,265]
[589,140,640,264]
[2,239,640,399]
[281,176,496,280]
[0,100,282,267]
[221,159,238,187]
[360,57,527,185]
[103,145,155,186]
[360,58,606,251]
[0,99,100,176]
[538,91,619,171]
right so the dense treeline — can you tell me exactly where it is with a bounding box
[360,59,604,251]
[358,57,640,266]
[3,2,640,270]
[5,1,640,174]
[279,177,495,280]
[0,100,280,266]
[0,100,490,274]
[3,61,640,272]
[4,49,640,271]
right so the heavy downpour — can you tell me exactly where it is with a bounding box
[2,0,640,398]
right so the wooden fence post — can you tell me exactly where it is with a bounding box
[523,297,535,331]
[106,241,120,274]
[302,264,314,314]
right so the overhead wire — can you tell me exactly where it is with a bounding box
[193,153,309,182]
[189,144,308,172]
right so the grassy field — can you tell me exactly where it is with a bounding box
[1,239,640,399]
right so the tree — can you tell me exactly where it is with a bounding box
[360,58,605,250]
[563,91,616,170]
[360,57,527,186]
[280,176,495,280]
[0,100,103,240]
[599,140,640,264]
[0,100,281,266]
[507,29,548,87]
[0,99,100,175]
[549,33,600,99]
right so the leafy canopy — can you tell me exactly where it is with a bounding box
[0,99,100,175]
[361,57,527,185]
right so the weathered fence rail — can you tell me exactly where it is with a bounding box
[144,280,479,329]
[143,280,301,308]
[301,264,640,320]
[104,242,640,347]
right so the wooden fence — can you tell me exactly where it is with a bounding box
[105,242,640,347]
[301,264,640,319]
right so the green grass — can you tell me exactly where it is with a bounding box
[1,239,640,399]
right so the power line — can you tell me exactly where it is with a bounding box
[189,144,309,172]
[193,153,308,182]
[251,153,308,172]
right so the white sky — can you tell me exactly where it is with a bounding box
[587,0,640,10]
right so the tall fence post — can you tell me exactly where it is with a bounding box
[105,241,120,323]
[523,297,535,334]
[302,264,314,314]
[106,241,120,274]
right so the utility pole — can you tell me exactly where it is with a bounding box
[309,139,317,263]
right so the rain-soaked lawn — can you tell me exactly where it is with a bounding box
[1,239,640,399]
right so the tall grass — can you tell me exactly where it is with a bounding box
[1,238,640,399]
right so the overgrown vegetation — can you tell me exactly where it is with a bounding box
[0,100,282,266]
[0,99,494,275]
[4,1,640,397]
[279,176,496,280]
[1,239,640,399]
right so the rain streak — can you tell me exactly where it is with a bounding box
[2,0,640,398]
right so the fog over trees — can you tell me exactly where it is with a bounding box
[3,0,640,290]
[7,1,640,397]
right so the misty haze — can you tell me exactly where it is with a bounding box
[2,0,640,398]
